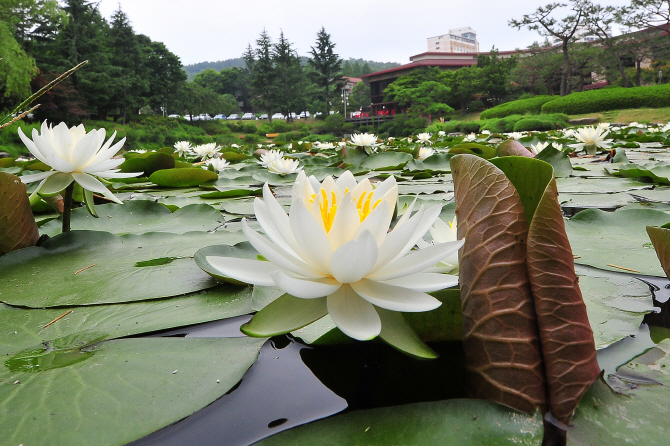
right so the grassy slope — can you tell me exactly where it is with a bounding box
[567,107,670,124]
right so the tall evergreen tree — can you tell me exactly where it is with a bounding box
[308,27,343,115]
[140,36,187,114]
[272,30,303,121]
[247,30,275,116]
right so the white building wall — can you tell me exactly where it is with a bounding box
[427,27,479,53]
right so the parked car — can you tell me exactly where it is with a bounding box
[228,114,241,120]
[299,111,311,119]
[241,113,256,120]
[258,114,269,120]
[271,113,285,120]
[289,112,299,120]
[213,114,227,120]
[198,114,211,121]
[168,114,180,118]
[183,115,193,121]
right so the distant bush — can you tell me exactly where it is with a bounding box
[480,96,555,119]
[271,120,289,133]
[242,123,257,134]
[540,84,670,114]
[303,133,340,142]
[377,114,429,137]
[426,113,568,134]
[513,118,560,132]
[242,133,260,144]
[324,114,345,135]
[467,100,485,113]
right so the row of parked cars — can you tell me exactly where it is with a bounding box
[168,111,315,121]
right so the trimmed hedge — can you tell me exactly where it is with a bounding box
[427,113,569,134]
[479,96,555,119]
[540,84,670,115]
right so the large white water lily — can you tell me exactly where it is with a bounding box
[18,121,139,203]
[569,126,611,154]
[258,149,284,167]
[417,146,435,160]
[267,158,302,175]
[416,133,432,144]
[530,141,549,155]
[204,170,462,341]
[349,133,381,154]
[173,141,192,157]
[193,143,220,159]
[204,157,230,172]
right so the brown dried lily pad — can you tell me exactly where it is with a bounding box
[647,225,670,279]
[0,172,39,256]
[496,139,534,158]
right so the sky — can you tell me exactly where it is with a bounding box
[96,0,633,66]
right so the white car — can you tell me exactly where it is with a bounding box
[271,113,286,120]
[228,114,241,120]
[299,111,311,118]
[198,114,211,121]
[241,113,257,120]
[168,114,180,118]
[213,114,227,120]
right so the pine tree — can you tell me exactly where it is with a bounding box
[308,27,343,115]
[273,30,303,121]
[247,30,275,116]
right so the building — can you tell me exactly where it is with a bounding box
[427,27,479,53]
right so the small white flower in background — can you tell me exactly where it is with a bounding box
[569,126,612,154]
[173,141,192,157]
[130,149,147,154]
[231,144,240,149]
[417,146,435,160]
[338,141,347,148]
[18,121,140,203]
[481,129,491,135]
[597,122,610,130]
[267,157,302,175]
[628,122,646,129]
[193,143,220,159]
[203,171,462,341]
[648,127,661,133]
[437,131,446,137]
[204,157,230,172]
[507,132,524,140]
[407,137,413,143]
[258,149,285,167]
[662,123,670,132]
[563,129,576,138]
[388,136,396,142]
[551,142,564,151]
[268,143,276,148]
[258,144,263,149]
[463,133,477,142]
[530,141,549,155]
[349,133,381,154]
[318,142,336,150]
[416,133,432,144]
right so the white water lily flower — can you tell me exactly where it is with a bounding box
[17,121,140,204]
[568,126,612,154]
[407,137,413,143]
[258,149,285,167]
[267,157,302,175]
[318,142,336,150]
[463,133,477,142]
[193,143,220,159]
[481,130,491,135]
[597,122,610,131]
[437,131,446,137]
[205,157,230,172]
[173,141,192,157]
[648,127,661,133]
[417,216,459,272]
[530,141,549,155]
[507,132,524,140]
[662,123,670,132]
[552,142,564,151]
[338,141,347,148]
[416,133,432,144]
[628,121,646,129]
[563,129,576,138]
[417,146,435,160]
[205,171,462,340]
[349,133,381,154]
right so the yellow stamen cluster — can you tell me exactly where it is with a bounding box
[309,188,382,233]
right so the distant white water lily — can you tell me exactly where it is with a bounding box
[628,122,646,129]
[338,141,347,148]
[258,149,285,167]
[407,137,413,143]
[563,129,576,138]
[530,141,549,155]
[204,157,230,172]
[648,127,661,133]
[130,149,147,154]
[416,133,432,144]
[463,133,477,142]
[204,171,462,340]
[569,126,612,155]
[507,132,524,140]
[18,121,139,204]
[349,133,381,154]
[662,123,670,132]
[552,142,564,151]
[597,122,610,131]
[231,144,240,149]
[193,143,220,159]
[437,131,446,137]
[174,141,192,157]
[417,146,435,160]
[318,142,336,150]
[267,157,302,175]
[481,130,491,135]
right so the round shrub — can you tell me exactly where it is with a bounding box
[540,84,670,115]
[513,118,558,132]
[480,95,555,119]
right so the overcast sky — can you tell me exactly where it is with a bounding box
[96,0,632,66]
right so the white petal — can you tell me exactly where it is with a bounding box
[88,137,126,167]
[71,128,102,169]
[19,170,54,184]
[399,205,443,258]
[330,230,378,283]
[18,127,48,164]
[351,278,442,312]
[52,122,74,162]
[369,240,464,281]
[205,256,279,286]
[242,219,323,278]
[289,198,333,274]
[373,206,425,271]
[271,270,341,298]
[71,172,123,204]
[326,194,360,250]
[40,172,74,195]
[93,170,142,179]
[335,170,357,191]
[80,158,124,173]
[353,199,391,246]
[381,272,459,292]
[253,197,296,255]
[262,183,304,256]
[327,285,381,340]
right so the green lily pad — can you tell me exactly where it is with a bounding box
[0,230,246,307]
[119,152,175,176]
[565,208,669,276]
[534,146,573,178]
[608,161,670,185]
[0,337,264,446]
[39,201,225,236]
[360,152,413,171]
[0,284,252,357]
[149,168,218,187]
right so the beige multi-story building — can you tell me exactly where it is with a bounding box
[427,27,479,53]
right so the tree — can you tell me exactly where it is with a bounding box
[622,0,670,44]
[272,30,303,121]
[246,30,275,117]
[0,20,36,104]
[141,37,187,114]
[510,42,563,95]
[308,27,344,115]
[384,67,454,117]
[449,66,484,113]
[568,43,601,91]
[0,0,64,59]
[350,81,371,111]
[477,48,517,105]
[510,1,588,96]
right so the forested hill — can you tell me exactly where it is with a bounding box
[183,57,401,79]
